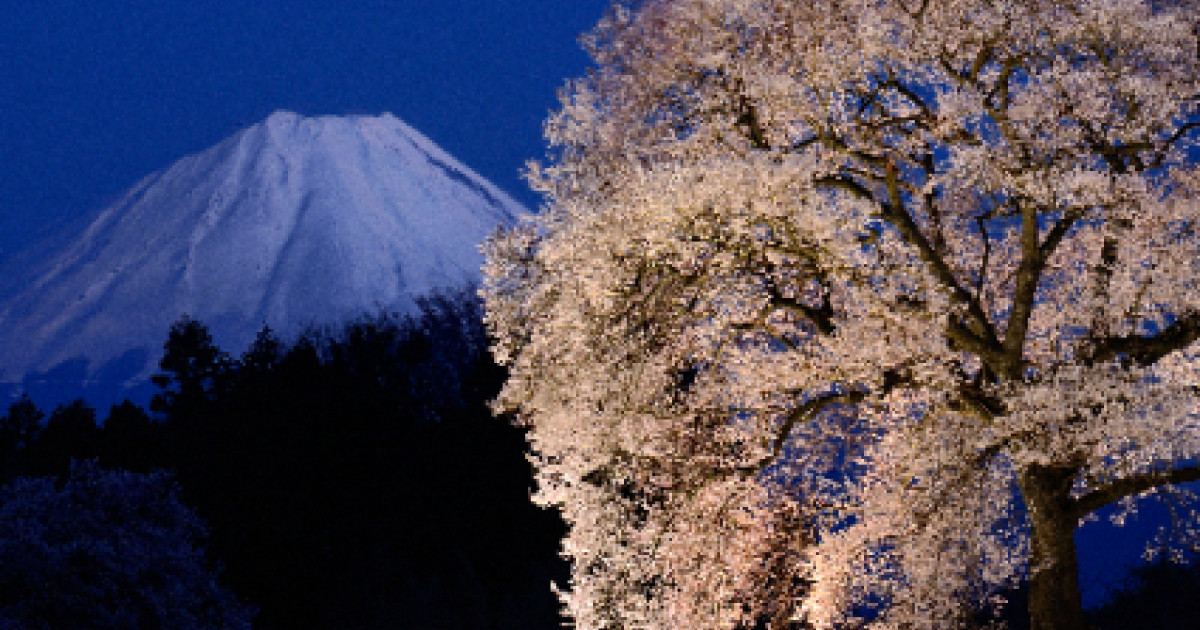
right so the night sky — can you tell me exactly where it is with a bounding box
[0,0,611,258]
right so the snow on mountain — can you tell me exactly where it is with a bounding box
[0,111,523,405]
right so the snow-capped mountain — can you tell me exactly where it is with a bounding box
[0,111,523,405]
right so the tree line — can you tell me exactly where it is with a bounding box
[0,290,567,630]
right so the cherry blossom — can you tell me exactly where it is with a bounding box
[484,2,1200,628]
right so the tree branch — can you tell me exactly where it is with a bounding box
[876,174,1007,362]
[1039,208,1086,261]
[813,173,879,201]
[1085,311,1200,366]
[814,170,1006,372]
[741,389,867,473]
[1149,120,1200,169]
[1072,464,1200,519]
[1002,202,1043,378]
[769,294,835,336]
[974,215,991,300]
[881,79,935,121]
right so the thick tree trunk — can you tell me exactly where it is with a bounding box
[1021,465,1087,630]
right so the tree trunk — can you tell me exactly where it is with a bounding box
[1021,465,1088,630]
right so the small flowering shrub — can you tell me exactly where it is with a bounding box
[0,460,254,630]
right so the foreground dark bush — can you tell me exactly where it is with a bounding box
[0,460,254,630]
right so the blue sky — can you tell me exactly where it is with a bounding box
[0,0,610,257]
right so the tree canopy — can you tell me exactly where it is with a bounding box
[482,1,1200,629]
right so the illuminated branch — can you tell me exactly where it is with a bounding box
[1073,464,1200,519]
[1085,311,1200,366]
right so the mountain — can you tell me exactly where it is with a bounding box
[0,111,523,408]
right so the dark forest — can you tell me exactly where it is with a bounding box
[0,290,567,630]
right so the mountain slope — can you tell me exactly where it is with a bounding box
[0,111,523,402]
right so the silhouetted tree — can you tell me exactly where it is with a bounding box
[100,400,165,473]
[150,315,231,416]
[0,290,567,630]
[240,325,283,377]
[1088,558,1200,630]
[25,399,100,478]
[151,316,236,501]
[0,395,43,482]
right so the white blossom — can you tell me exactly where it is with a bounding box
[484,1,1200,628]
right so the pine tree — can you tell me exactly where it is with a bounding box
[0,395,43,482]
[150,315,232,416]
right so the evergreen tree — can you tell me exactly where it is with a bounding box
[100,400,165,473]
[240,325,283,376]
[150,315,231,416]
[25,399,100,478]
[0,395,43,482]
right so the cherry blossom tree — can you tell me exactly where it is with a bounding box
[483,1,1200,629]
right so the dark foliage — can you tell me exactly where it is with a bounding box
[0,395,42,480]
[0,460,254,629]
[1086,558,1200,630]
[99,400,167,473]
[24,399,101,478]
[959,556,1200,630]
[0,289,567,630]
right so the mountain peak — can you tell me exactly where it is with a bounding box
[0,112,524,405]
